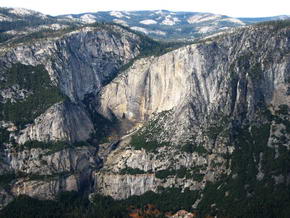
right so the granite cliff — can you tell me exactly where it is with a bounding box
[95,23,290,207]
[0,22,146,209]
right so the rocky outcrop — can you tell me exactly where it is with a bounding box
[95,173,157,199]
[6,146,99,175]
[0,145,100,203]
[10,175,79,200]
[17,102,94,144]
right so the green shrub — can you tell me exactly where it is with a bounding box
[155,167,192,179]
[130,111,171,151]
[249,63,263,80]
[14,140,90,152]
[0,128,10,145]
[120,167,146,175]
[255,19,290,31]
[0,174,16,189]
[195,145,208,154]
[10,27,79,45]
[182,143,194,153]
[92,187,198,215]
[0,33,11,43]
[28,172,70,181]
[277,104,289,115]
[0,191,90,218]
[155,169,175,179]
[130,134,166,151]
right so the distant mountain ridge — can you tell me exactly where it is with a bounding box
[239,15,290,24]
[60,10,290,40]
[0,7,289,42]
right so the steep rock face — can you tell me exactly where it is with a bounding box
[0,145,100,204]
[17,102,94,143]
[1,25,141,102]
[99,25,290,125]
[95,173,157,199]
[10,175,79,200]
[6,146,99,175]
[99,52,191,122]
[99,41,227,123]
[0,174,79,205]
[95,24,290,202]
[95,146,212,199]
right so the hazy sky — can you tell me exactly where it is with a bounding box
[0,0,289,17]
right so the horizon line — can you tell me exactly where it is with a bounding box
[1,6,289,19]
